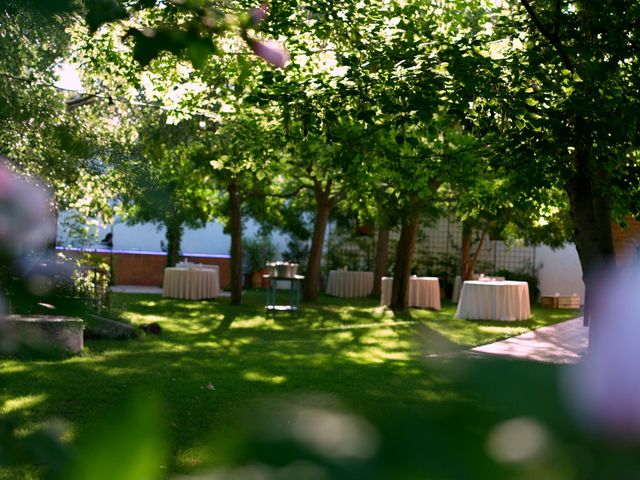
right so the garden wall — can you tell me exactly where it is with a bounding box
[57,248,231,288]
[612,218,640,275]
[325,217,586,303]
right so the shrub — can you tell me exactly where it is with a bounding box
[243,235,276,274]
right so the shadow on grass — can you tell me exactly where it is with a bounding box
[0,291,584,476]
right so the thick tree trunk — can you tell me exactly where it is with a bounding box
[228,180,244,305]
[165,223,183,267]
[390,213,419,310]
[372,227,390,297]
[303,180,333,302]
[565,168,615,336]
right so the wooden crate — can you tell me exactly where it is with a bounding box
[540,295,581,308]
[557,296,581,308]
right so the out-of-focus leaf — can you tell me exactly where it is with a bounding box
[187,39,215,69]
[85,0,127,32]
[63,394,167,480]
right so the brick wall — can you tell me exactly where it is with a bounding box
[612,218,640,274]
[58,248,231,288]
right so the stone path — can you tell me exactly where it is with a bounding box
[110,285,231,297]
[110,285,163,294]
[471,317,588,364]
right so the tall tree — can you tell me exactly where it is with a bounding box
[447,1,640,333]
[116,112,214,267]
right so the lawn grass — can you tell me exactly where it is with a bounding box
[0,291,582,479]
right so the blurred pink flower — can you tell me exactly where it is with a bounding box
[250,39,289,68]
[562,266,640,443]
[249,4,269,25]
[0,158,55,255]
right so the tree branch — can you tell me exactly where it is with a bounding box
[519,0,575,72]
[264,184,310,199]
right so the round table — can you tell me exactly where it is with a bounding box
[326,270,374,297]
[380,276,441,310]
[455,280,530,321]
[162,267,220,300]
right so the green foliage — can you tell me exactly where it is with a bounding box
[242,234,276,273]
[0,5,115,220]
[69,252,111,314]
[412,251,460,295]
[324,224,375,273]
[281,237,310,269]
[63,395,166,480]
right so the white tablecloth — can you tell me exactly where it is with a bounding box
[380,276,441,310]
[455,280,530,321]
[162,267,220,299]
[326,270,374,297]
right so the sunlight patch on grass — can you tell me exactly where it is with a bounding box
[0,362,30,374]
[81,348,131,359]
[346,346,410,364]
[332,331,355,342]
[372,305,395,319]
[313,320,417,332]
[220,315,275,330]
[171,324,214,335]
[364,327,398,339]
[478,326,528,336]
[125,314,168,324]
[2,394,47,414]
[243,371,287,384]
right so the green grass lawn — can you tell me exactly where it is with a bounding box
[0,291,584,479]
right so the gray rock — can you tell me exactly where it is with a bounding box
[84,314,137,340]
[1,315,84,354]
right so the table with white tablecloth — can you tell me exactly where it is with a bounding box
[455,280,530,321]
[326,270,374,298]
[380,276,441,310]
[162,267,220,300]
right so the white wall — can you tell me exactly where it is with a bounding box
[58,215,290,257]
[536,244,585,300]
[111,221,232,254]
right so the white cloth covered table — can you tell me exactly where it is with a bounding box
[162,267,220,300]
[455,280,530,321]
[326,270,374,297]
[380,276,441,310]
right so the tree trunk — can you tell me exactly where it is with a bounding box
[460,220,489,281]
[165,222,183,267]
[461,220,473,280]
[372,227,390,297]
[565,166,615,336]
[390,213,419,310]
[303,180,333,301]
[228,180,244,305]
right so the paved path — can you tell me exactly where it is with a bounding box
[111,285,163,294]
[471,317,588,364]
[110,285,231,297]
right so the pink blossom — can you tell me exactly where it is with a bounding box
[0,158,55,255]
[250,39,289,69]
[562,266,640,443]
[249,4,269,25]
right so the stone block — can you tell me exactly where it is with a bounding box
[1,315,84,354]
